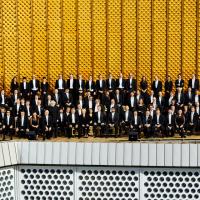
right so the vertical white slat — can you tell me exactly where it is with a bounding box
[198,144,200,167]
[0,143,5,167]
[44,142,53,164]
[140,143,149,166]
[156,144,165,166]
[8,142,18,165]
[28,142,37,164]
[99,143,108,165]
[165,144,173,166]
[132,143,141,166]
[52,142,61,164]
[148,143,157,166]
[173,144,181,166]
[68,142,77,165]
[91,143,100,165]
[60,142,68,165]
[107,143,116,166]
[20,142,29,164]
[181,144,190,167]
[36,142,45,164]
[115,143,124,166]
[123,143,132,166]
[189,144,197,167]
[83,143,92,165]
[76,143,84,165]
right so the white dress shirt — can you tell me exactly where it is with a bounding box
[58,79,63,89]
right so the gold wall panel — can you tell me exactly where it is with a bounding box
[182,0,197,82]
[77,0,92,79]
[2,0,18,93]
[32,0,48,79]
[17,0,33,81]
[152,0,167,84]
[137,0,152,87]
[92,0,107,80]
[0,1,3,90]
[47,0,62,89]
[62,0,77,79]
[122,0,137,79]
[167,0,181,82]
[0,0,199,93]
[107,0,121,78]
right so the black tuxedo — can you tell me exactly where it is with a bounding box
[96,80,106,91]
[84,99,95,110]
[29,79,40,94]
[42,115,53,139]
[34,105,44,117]
[157,96,165,110]
[62,92,73,106]
[55,79,65,90]
[108,112,119,136]
[165,114,176,136]
[3,115,14,139]
[175,79,184,88]
[13,104,23,117]
[165,80,173,93]
[114,93,124,106]
[185,92,194,105]
[41,82,49,94]
[143,115,152,137]
[126,78,137,92]
[128,96,137,110]
[86,80,96,91]
[175,93,185,105]
[116,78,126,89]
[152,114,165,136]
[152,81,162,96]
[52,94,62,106]
[188,79,199,92]
[24,106,33,118]
[106,79,116,91]
[76,79,85,91]
[0,95,8,106]
[16,116,29,138]
[67,79,76,90]
[94,111,106,136]
[20,82,30,98]
[186,112,198,134]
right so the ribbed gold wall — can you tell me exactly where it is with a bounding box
[0,0,199,92]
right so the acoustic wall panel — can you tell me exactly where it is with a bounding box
[77,0,92,79]
[152,0,167,84]
[32,0,48,79]
[47,0,62,89]
[0,3,4,91]
[167,0,182,82]
[62,0,77,79]
[137,0,152,88]
[92,0,107,80]
[182,0,197,83]
[17,0,33,81]
[107,0,121,78]
[122,0,137,79]
[2,0,18,93]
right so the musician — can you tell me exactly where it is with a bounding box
[29,75,40,96]
[108,107,119,137]
[152,76,162,97]
[186,106,198,135]
[116,72,125,90]
[165,109,176,137]
[175,74,184,90]
[126,73,137,93]
[86,75,95,93]
[80,108,89,137]
[165,76,173,98]
[20,77,30,99]
[175,109,186,138]
[42,109,53,140]
[140,76,148,98]
[143,110,152,138]
[2,110,14,140]
[93,105,106,137]
[106,74,115,97]
[76,74,85,94]
[40,77,49,97]
[55,74,65,94]
[188,74,199,94]
[10,76,19,94]
[16,111,29,138]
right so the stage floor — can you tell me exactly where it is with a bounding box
[3,134,200,143]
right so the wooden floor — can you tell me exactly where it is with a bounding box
[3,134,200,143]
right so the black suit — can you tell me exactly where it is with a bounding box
[86,80,96,92]
[76,79,85,91]
[10,81,19,93]
[185,92,194,105]
[143,115,152,137]
[188,79,199,93]
[80,114,89,136]
[16,116,29,138]
[126,78,137,92]
[132,115,142,134]
[114,93,124,106]
[186,112,198,134]
[175,93,185,106]
[96,80,106,92]
[157,96,165,111]
[41,82,49,95]
[152,114,165,136]
[68,113,80,138]
[94,111,106,136]
[108,112,119,136]
[49,106,59,137]
[55,79,65,90]
[175,79,184,89]
[42,115,53,139]
[165,114,176,136]
[29,79,40,95]
[0,95,8,106]
[116,78,126,89]
[3,115,14,140]
[20,82,30,99]
[152,81,162,97]
[106,79,116,91]
[128,96,137,111]
[62,92,73,107]
[165,80,173,97]
[34,105,44,117]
